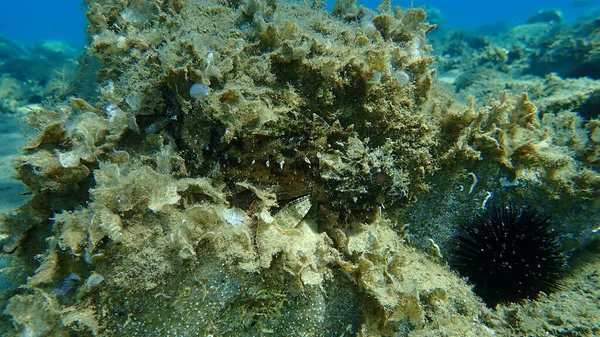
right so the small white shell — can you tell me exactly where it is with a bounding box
[368,70,382,84]
[219,208,248,227]
[273,195,312,229]
[77,272,105,299]
[189,83,210,100]
[393,70,411,85]
[97,208,124,242]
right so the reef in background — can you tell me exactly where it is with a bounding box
[0,0,599,336]
[0,37,81,113]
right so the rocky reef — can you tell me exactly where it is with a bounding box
[1,0,599,336]
[0,37,80,113]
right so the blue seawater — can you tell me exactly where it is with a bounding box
[0,1,87,47]
[0,0,600,47]
[0,0,596,47]
[365,0,596,30]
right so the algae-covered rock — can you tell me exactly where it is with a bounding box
[83,0,439,220]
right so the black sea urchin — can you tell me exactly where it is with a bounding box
[449,204,565,307]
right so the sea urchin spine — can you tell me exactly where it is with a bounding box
[449,204,565,307]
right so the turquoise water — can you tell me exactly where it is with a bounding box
[0,0,596,46]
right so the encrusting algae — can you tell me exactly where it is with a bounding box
[0,0,599,336]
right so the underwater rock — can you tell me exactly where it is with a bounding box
[525,9,563,24]
[0,36,78,114]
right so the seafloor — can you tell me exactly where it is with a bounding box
[0,0,599,336]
